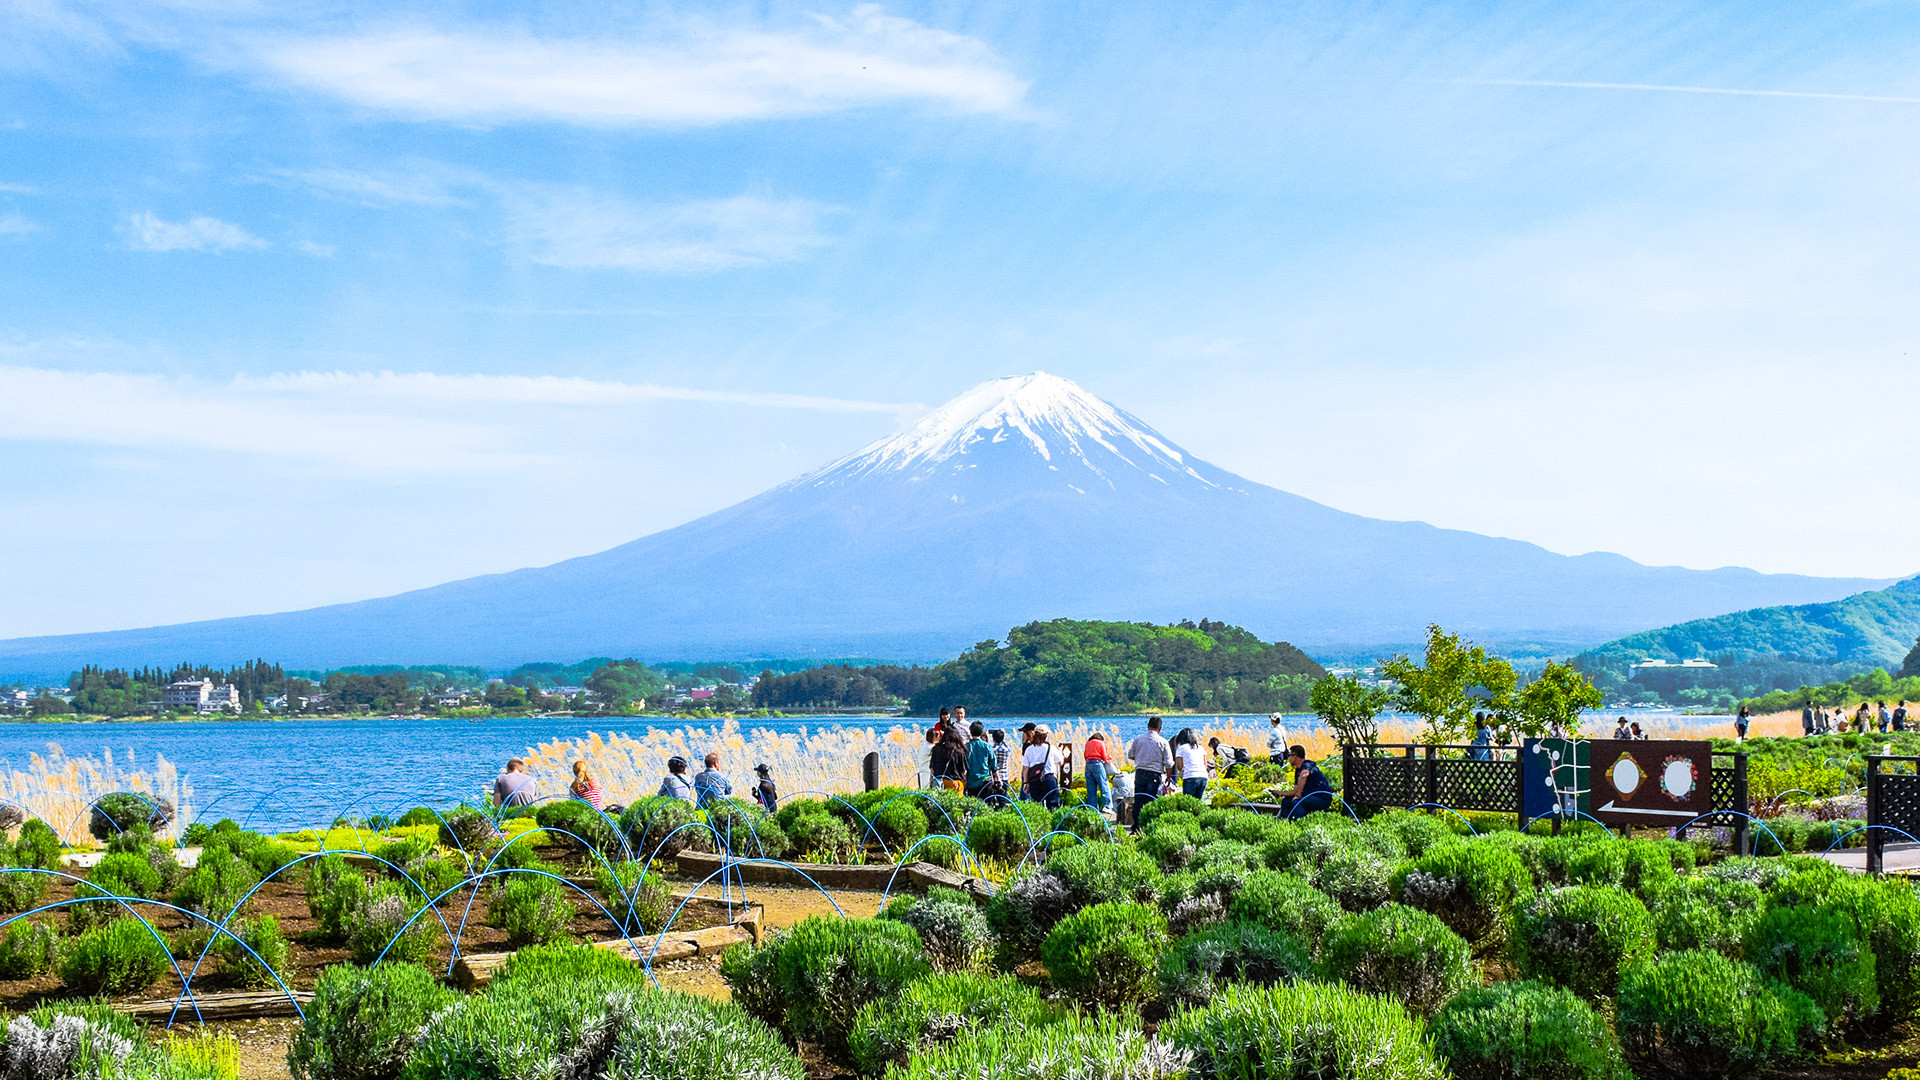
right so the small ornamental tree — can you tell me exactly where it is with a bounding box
[1382,625,1517,744]
[1311,675,1393,749]
[1516,662,1604,740]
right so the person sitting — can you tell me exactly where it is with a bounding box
[1022,724,1062,809]
[657,756,695,802]
[569,760,605,810]
[493,758,537,809]
[752,763,778,811]
[1280,744,1335,819]
[692,752,733,805]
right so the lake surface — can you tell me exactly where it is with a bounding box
[0,709,1726,833]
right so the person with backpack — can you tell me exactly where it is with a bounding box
[1022,725,1062,809]
[1896,701,1910,732]
[963,722,996,799]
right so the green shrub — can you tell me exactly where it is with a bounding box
[212,914,289,989]
[1044,842,1159,908]
[985,869,1076,965]
[593,861,671,934]
[1649,876,1761,958]
[1823,876,1920,1022]
[1136,792,1205,829]
[868,797,928,853]
[1612,841,1684,897]
[491,941,652,992]
[396,807,439,829]
[6,1002,146,1078]
[207,830,300,879]
[15,818,62,869]
[60,916,171,995]
[89,792,171,841]
[1230,870,1344,950]
[1431,980,1630,1080]
[1051,805,1110,844]
[1321,903,1474,1017]
[1701,855,1799,892]
[1204,809,1297,849]
[887,1012,1183,1080]
[371,837,431,873]
[718,916,929,1055]
[1190,839,1264,876]
[0,918,60,977]
[486,873,577,947]
[1766,862,1850,909]
[1391,842,1530,950]
[1616,950,1823,1079]
[1163,980,1446,1080]
[306,854,367,940]
[881,887,990,972]
[1139,814,1205,871]
[1310,847,1399,912]
[172,844,259,921]
[401,968,635,1080]
[621,797,710,861]
[1744,904,1878,1028]
[1274,816,1408,873]
[434,806,495,853]
[1041,901,1168,1010]
[1368,810,1459,858]
[963,809,1031,863]
[287,963,461,1080]
[1158,920,1312,1009]
[347,880,437,964]
[1509,885,1654,999]
[848,971,1060,1076]
[1158,865,1255,934]
[71,851,165,930]
[602,990,805,1080]
[533,799,620,852]
[785,810,860,863]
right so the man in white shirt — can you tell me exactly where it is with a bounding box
[1266,714,1289,761]
[1126,716,1173,831]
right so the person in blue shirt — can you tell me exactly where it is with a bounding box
[692,752,733,806]
[963,722,996,798]
[657,756,695,802]
[1281,745,1335,819]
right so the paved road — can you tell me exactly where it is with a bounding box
[1818,841,1920,874]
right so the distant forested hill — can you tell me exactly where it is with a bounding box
[1572,576,1920,704]
[907,618,1326,717]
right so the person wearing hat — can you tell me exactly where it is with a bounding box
[1022,724,1063,808]
[1265,713,1289,762]
[752,763,779,812]
[657,756,695,803]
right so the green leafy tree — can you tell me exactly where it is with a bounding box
[1311,675,1392,748]
[1515,661,1603,738]
[586,660,663,710]
[1383,625,1517,744]
[26,695,72,717]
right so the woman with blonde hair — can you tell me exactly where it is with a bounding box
[570,760,606,810]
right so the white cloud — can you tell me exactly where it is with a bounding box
[0,365,920,476]
[502,189,834,271]
[123,212,268,252]
[273,164,476,207]
[249,6,1028,127]
[294,239,335,257]
[0,213,35,235]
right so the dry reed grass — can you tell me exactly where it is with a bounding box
[0,744,193,847]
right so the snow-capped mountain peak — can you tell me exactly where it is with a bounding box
[800,371,1218,491]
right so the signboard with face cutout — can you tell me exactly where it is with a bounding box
[1587,739,1711,826]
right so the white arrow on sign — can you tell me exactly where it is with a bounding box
[1595,801,1699,819]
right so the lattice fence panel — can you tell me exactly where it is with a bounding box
[1432,759,1519,813]
[1691,763,1743,826]
[1876,773,1920,837]
[1344,756,1417,809]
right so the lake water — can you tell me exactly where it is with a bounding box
[0,709,1725,833]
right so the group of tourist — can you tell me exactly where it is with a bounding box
[489,751,783,819]
[1800,700,1910,737]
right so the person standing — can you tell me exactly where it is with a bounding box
[1471,716,1494,760]
[1880,701,1893,734]
[493,759,537,809]
[752,764,779,811]
[1082,731,1113,812]
[930,726,965,791]
[1023,725,1062,809]
[1613,716,1632,740]
[1175,728,1210,800]
[964,722,995,798]
[1802,703,1816,737]
[1896,701,1911,733]
[692,753,733,805]
[991,729,1012,786]
[1265,713,1289,762]
[1735,705,1752,741]
[1126,717,1173,829]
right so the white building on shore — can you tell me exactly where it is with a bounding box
[161,679,241,714]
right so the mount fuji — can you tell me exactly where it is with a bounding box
[0,373,1891,677]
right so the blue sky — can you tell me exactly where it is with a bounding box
[3,0,1918,639]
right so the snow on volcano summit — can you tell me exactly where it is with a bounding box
[798,371,1222,492]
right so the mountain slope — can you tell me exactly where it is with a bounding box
[0,373,1896,680]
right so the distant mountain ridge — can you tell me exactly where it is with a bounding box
[0,373,1896,681]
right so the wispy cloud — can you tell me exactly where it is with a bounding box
[249,5,1028,127]
[502,190,835,271]
[272,163,476,207]
[0,214,35,236]
[1460,78,1920,105]
[0,182,37,195]
[0,365,921,476]
[123,212,268,252]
